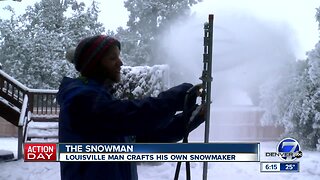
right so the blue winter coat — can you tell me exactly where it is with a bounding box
[57,77,193,180]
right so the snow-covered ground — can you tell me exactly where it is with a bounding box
[0,137,319,180]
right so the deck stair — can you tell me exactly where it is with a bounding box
[0,70,59,159]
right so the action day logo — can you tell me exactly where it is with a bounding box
[266,138,303,161]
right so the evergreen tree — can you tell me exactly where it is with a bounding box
[117,0,201,66]
[0,0,105,89]
[260,7,320,150]
[113,65,169,100]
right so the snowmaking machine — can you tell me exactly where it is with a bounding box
[174,14,214,180]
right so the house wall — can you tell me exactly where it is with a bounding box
[190,106,284,142]
[0,117,17,137]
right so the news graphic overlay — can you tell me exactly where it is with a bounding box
[265,137,302,161]
[24,143,57,161]
[277,138,302,161]
[261,138,302,173]
[58,143,260,162]
[260,162,300,172]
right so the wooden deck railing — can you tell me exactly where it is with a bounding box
[29,89,59,115]
[0,70,59,117]
[0,71,28,110]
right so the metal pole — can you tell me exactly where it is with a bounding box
[201,14,214,180]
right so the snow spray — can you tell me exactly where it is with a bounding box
[157,4,297,141]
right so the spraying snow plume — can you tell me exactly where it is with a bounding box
[158,9,297,106]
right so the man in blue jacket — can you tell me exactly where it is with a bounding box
[57,35,204,180]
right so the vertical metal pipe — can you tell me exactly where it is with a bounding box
[202,14,214,180]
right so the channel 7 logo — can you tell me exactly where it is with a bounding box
[265,138,303,161]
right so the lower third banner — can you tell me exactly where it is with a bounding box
[24,143,260,162]
[58,143,259,162]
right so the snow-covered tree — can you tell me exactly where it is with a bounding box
[260,8,320,150]
[117,0,201,66]
[114,65,169,99]
[0,0,104,89]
